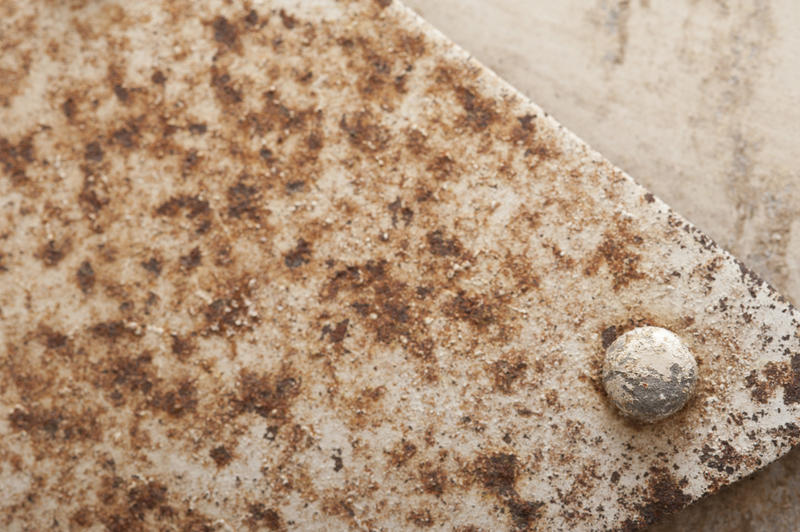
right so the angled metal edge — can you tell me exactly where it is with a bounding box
[0,0,798,530]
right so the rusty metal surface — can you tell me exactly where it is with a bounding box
[1,0,799,530]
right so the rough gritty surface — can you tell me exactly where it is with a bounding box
[603,327,698,422]
[401,1,800,530]
[1,0,800,531]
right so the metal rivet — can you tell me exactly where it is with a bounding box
[602,326,698,423]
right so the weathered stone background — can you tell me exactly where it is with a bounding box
[404,1,800,529]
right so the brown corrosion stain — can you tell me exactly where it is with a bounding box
[149,379,198,418]
[284,239,312,268]
[445,291,498,330]
[9,403,103,444]
[472,453,544,530]
[248,503,283,530]
[231,369,301,425]
[179,246,202,271]
[101,352,154,399]
[39,239,71,266]
[211,15,239,51]
[601,325,619,349]
[490,357,528,394]
[339,111,390,153]
[90,320,135,342]
[140,256,162,275]
[170,334,196,360]
[344,385,387,429]
[202,278,260,336]
[455,86,497,132]
[584,216,646,290]
[89,477,216,531]
[388,197,414,227]
[76,260,96,293]
[321,259,441,379]
[209,445,233,467]
[743,354,800,405]
[622,467,691,530]
[210,66,243,107]
[420,463,447,496]
[227,178,266,221]
[426,229,462,257]
[0,134,35,185]
[426,153,456,181]
[386,439,418,468]
[407,508,434,527]
[699,440,744,475]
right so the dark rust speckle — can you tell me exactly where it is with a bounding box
[426,229,462,257]
[210,445,233,467]
[76,260,95,293]
[84,141,104,162]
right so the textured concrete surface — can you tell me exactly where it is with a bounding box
[403,0,800,530]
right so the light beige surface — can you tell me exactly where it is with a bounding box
[403,0,800,530]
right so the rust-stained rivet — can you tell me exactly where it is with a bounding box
[602,326,698,423]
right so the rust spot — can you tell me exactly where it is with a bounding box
[388,197,414,227]
[783,354,800,404]
[473,453,543,530]
[279,9,298,29]
[744,356,800,405]
[151,69,166,85]
[232,370,301,423]
[699,441,743,475]
[244,10,259,27]
[211,67,243,106]
[212,16,238,49]
[248,504,282,530]
[90,320,129,341]
[179,246,202,271]
[188,123,207,135]
[227,180,262,220]
[141,257,162,275]
[427,153,455,181]
[42,328,69,350]
[39,239,70,266]
[386,439,418,468]
[150,380,198,418]
[155,194,210,218]
[601,326,618,349]
[426,229,461,257]
[584,217,646,290]
[128,480,167,517]
[323,319,349,343]
[76,260,95,293]
[455,86,497,132]
[475,453,518,495]
[407,508,434,527]
[445,291,496,329]
[490,358,528,394]
[420,464,447,496]
[170,334,195,359]
[0,134,35,185]
[339,111,390,152]
[209,445,233,467]
[623,467,691,530]
[62,97,76,119]
[84,141,104,162]
[284,239,311,269]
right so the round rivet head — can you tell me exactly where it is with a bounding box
[602,326,698,423]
